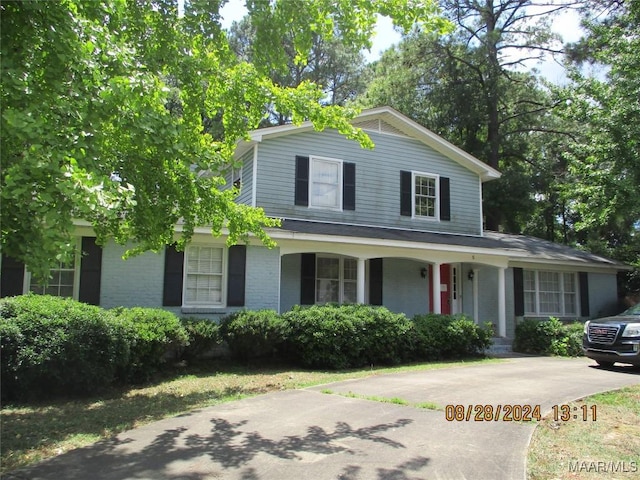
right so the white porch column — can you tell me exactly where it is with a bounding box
[432,262,442,314]
[498,267,507,337]
[357,258,366,304]
[472,269,479,323]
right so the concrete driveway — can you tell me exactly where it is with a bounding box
[6,356,640,480]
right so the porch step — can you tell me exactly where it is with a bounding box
[486,337,513,355]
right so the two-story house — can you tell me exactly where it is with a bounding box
[0,107,626,340]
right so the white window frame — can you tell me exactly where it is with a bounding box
[309,156,343,211]
[23,240,81,299]
[182,244,227,308]
[412,171,440,221]
[315,255,357,304]
[523,270,578,316]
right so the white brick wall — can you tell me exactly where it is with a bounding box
[99,241,282,317]
[100,241,164,309]
[245,245,280,310]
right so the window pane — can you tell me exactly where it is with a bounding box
[539,292,561,313]
[524,292,536,314]
[414,175,437,217]
[564,294,577,314]
[343,282,357,304]
[185,246,224,305]
[29,261,75,299]
[317,279,339,303]
[311,159,340,208]
[343,258,357,280]
[563,273,576,293]
[317,257,339,279]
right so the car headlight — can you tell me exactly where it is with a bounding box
[583,321,590,334]
[621,323,640,337]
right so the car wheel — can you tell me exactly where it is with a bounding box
[596,360,614,368]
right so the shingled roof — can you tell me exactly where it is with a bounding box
[275,219,626,270]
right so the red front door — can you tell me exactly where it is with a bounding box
[440,264,451,315]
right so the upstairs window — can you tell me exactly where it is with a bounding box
[400,171,450,221]
[414,173,438,218]
[310,157,342,209]
[295,156,356,211]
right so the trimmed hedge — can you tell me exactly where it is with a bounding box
[513,317,584,356]
[412,314,493,360]
[1,294,497,399]
[0,295,191,401]
[112,307,189,382]
[0,294,130,401]
[178,317,222,361]
[283,304,416,369]
[220,310,287,361]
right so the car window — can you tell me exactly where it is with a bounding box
[621,303,640,316]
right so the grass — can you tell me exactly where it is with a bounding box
[321,389,442,410]
[0,357,495,474]
[528,384,640,479]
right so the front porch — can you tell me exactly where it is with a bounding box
[278,250,512,338]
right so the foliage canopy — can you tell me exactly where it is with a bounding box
[0,0,448,279]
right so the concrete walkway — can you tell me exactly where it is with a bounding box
[5,357,640,480]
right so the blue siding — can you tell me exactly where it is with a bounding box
[382,258,429,317]
[237,150,253,206]
[280,254,301,312]
[588,272,619,318]
[254,130,482,235]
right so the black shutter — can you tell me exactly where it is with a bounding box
[400,170,412,216]
[227,245,246,307]
[163,244,184,306]
[295,156,309,206]
[513,267,524,317]
[300,253,316,305]
[369,258,383,306]
[343,162,356,211]
[440,177,451,221]
[0,255,25,298]
[579,272,590,317]
[78,237,102,305]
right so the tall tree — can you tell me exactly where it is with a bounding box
[358,30,569,237]
[426,0,572,230]
[559,0,640,290]
[228,16,368,125]
[1,0,448,279]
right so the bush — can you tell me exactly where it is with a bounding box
[411,314,493,360]
[220,310,287,361]
[178,317,222,361]
[283,304,414,369]
[513,317,584,356]
[0,294,130,401]
[113,307,188,382]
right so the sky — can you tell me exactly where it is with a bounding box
[217,1,585,83]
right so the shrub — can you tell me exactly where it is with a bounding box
[178,317,222,361]
[0,294,130,401]
[220,310,287,361]
[411,314,493,360]
[283,304,413,369]
[513,317,584,356]
[113,307,188,382]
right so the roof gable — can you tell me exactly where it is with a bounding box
[235,106,501,182]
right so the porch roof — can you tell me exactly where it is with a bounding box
[276,219,627,270]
